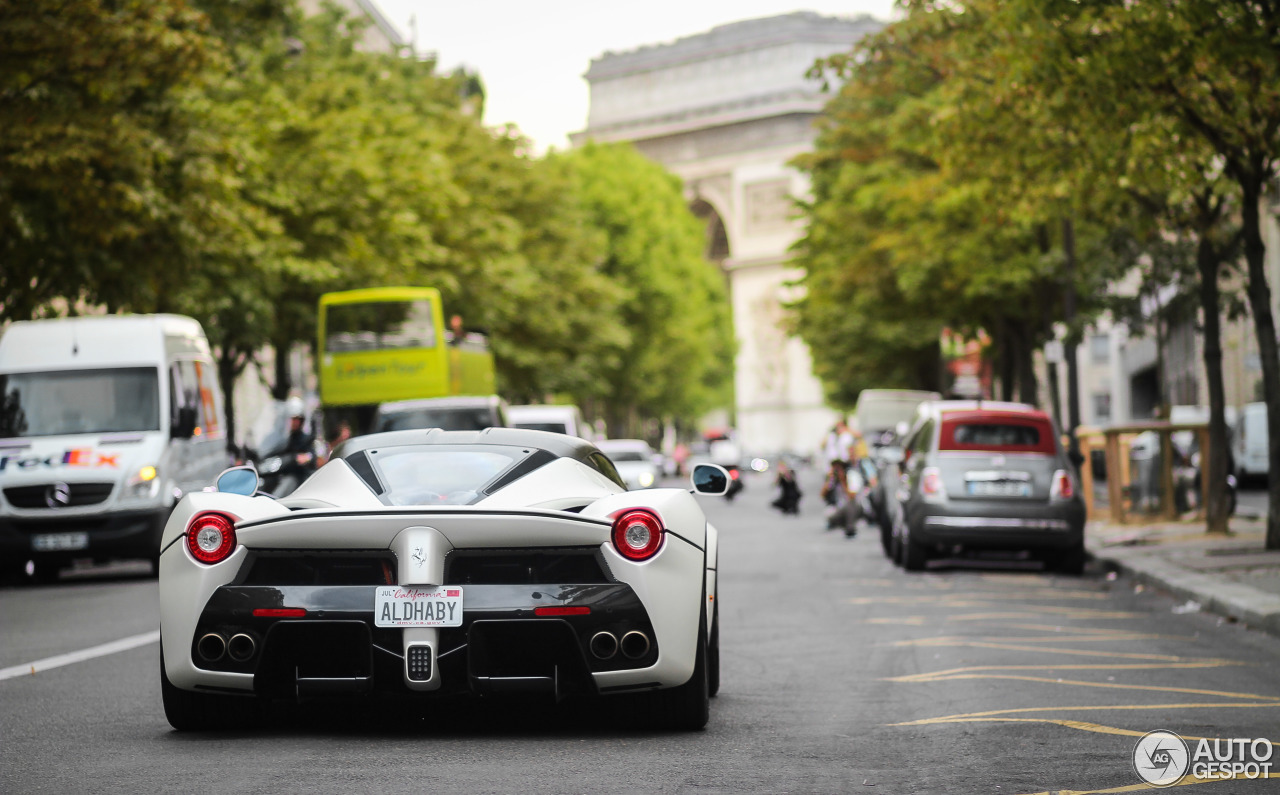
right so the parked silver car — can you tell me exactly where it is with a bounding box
[892,401,1086,573]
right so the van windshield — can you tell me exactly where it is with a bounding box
[0,367,160,437]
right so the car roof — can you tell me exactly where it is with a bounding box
[938,408,1053,423]
[333,427,597,459]
[375,395,503,412]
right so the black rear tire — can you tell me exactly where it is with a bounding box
[1052,545,1086,576]
[902,528,928,572]
[647,612,709,730]
[707,600,720,698]
[161,648,265,731]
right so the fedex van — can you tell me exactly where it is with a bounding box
[0,314,232,581]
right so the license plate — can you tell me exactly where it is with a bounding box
[967,481,1032,497]
[374,586,463,628]
[32,532,89,552]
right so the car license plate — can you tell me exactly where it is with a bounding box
[967,481,1032,497]
[374,586,463,628]
[32,532,89,552]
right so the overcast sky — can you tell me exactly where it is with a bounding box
[370,1,901,153]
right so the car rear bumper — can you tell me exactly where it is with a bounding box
[180,582,664,700]
[909,500,1084,552]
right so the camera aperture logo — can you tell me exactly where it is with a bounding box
[1133,730,1275,787]
[1133,731,1189,787]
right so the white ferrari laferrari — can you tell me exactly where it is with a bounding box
[158,428,727,730]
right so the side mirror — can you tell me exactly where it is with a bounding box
[691,463,730,496]
[216,465,259,496]
[172,406,197,439]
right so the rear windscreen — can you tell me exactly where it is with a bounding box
[939,419,1055,454]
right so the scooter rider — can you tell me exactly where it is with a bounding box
[273,397,319,495]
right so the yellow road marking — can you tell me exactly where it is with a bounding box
[891,662,1245,682]
[887,638,1234,662]
[865,616,928,625]
[1017,770,1279,794]
[885,673,1280,701]
[894,702,1280,726]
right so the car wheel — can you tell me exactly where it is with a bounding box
[648,611,709,730]
[707,599,720,699]
[161,647,264,731]
[1052,545,1086,576]
[27,560,61,585]
[901,524,928,572]
[880,522,893,557]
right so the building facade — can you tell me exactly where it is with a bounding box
[573,12,884,454]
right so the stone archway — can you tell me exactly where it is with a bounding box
[574,12,884,454]
[690,198,731,267]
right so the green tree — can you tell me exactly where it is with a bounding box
[559,142,735,434]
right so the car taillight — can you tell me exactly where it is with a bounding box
[186,511,237,565]
[729,468,740,480]
[611,509,664,561]
[1050,469,1074,500]
[921,467,947,502]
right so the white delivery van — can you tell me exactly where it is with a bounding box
[0,314,232,580]
[507,404,589,439]
[1236,402,1269,482]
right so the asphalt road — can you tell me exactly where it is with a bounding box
[2,467,1279,794]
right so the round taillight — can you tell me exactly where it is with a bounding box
[186,512,237,565]
[611,509,664,561]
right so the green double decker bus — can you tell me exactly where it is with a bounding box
[317,287,495,408]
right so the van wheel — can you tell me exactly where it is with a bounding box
[27,560,61,584]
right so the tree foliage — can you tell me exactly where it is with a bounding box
[0,1,735,441]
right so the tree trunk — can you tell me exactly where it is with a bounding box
[272,341,291,401]
[1062,217,1081,440]
[1016,320,1038,405]
[1238,172,1280,550]
[217,346,244,459]
[1195,230,1230,534]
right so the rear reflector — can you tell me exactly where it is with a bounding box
[252,608,307,618]
[534,606,591,617]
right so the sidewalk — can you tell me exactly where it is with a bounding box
[1085,515,1280,638]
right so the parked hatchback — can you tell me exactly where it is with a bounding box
[893,401,1085,573]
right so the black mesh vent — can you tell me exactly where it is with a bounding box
[444,548,610,585]
[238,550,396,586]
[5,482,114,508]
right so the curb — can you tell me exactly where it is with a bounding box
[1087,544,1280,638]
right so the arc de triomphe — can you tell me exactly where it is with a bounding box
[573,12,883,455]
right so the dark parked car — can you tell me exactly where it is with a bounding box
[891,401,1086,573]
[372,395,508,433]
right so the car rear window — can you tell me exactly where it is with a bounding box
[939,417,1056,454]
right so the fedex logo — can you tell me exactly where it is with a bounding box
[0,448,120,472]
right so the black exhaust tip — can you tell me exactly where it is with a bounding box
[589,631,618,660]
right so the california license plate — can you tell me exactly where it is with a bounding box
[32,532,88,552]
[374,586,463,627]
[967,481,1032,497]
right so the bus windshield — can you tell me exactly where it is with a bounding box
[324,300,436,352]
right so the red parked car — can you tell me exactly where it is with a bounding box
[891,401,1086,573]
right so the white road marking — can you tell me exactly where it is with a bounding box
[0,629,160,682]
